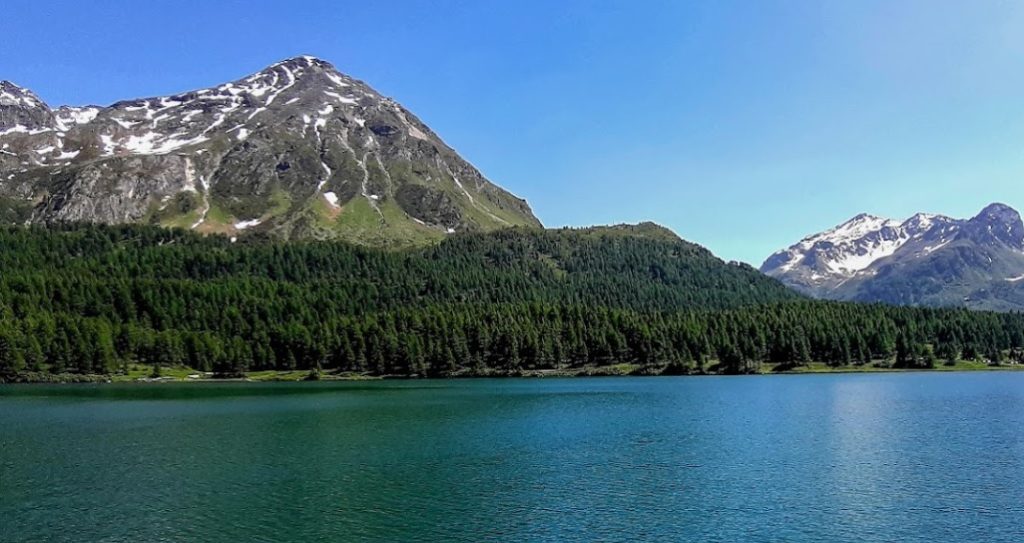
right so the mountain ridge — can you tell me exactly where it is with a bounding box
[0,56,541,246]
[761,203,1024,310]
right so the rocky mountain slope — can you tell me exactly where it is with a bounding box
[761,203,1024,310]
[0,57,540,246]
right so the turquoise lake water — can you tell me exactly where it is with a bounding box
[2,374,1023,542]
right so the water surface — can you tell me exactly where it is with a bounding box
[2,374,1023,542]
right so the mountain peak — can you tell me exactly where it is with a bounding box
[0,80,55,131]
[251,56,345,84]
[764,203,1024,308]
[900,212,954,233]
[260,55,337,74]
[207,55,367,105]
[0,57,540,245]
[845,213,893,226]
[964,202,1023,249]
[803,213,898,247]
[0,80,47,109]
[905,212,935,222]
[974,202,1019,221]
[273,55,335,69]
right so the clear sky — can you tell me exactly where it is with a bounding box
[4,0,1024,265]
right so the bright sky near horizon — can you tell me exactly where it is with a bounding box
[4,0,1024,265]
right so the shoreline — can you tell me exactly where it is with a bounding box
[4,360,1023,385]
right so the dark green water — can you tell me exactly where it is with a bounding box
[2,374,1023,542]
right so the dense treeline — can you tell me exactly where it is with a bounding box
[0,224,1021,380]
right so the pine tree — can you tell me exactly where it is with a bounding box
[895,332,911,368]
[0,331,25,379]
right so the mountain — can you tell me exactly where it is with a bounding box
[761,203,1024,311]
[0,56,540,246]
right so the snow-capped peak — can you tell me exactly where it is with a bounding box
[248,56,352,90]
[797,213,900,249]
[0,81,46,109]
[271,55,335,70]
[762,204,1024,298]
[0,56,541,244]
[903,212,936,228]
[763,210,965,282]
[0,56,382,163]
[900,212,956,237]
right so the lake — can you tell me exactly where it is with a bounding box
[2,374,1023,542]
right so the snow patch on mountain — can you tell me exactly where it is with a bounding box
[0,82,45,108]
[762,211,958,285]
[825,235,907,274]
[234,218,263,230]
[54,107,100,131]
[762,204,1024,305]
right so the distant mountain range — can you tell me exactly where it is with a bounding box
[0,56,540,246]
[761,203,1024,311]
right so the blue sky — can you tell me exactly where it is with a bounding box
[4,1,1024,265]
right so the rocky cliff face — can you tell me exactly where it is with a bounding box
[762,203,1024,311]
[0,57,541,245]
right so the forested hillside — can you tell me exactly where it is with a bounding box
[0,224,1021,381]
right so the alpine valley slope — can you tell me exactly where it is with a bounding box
[761,203,1024,311]
[0,57,540,246]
